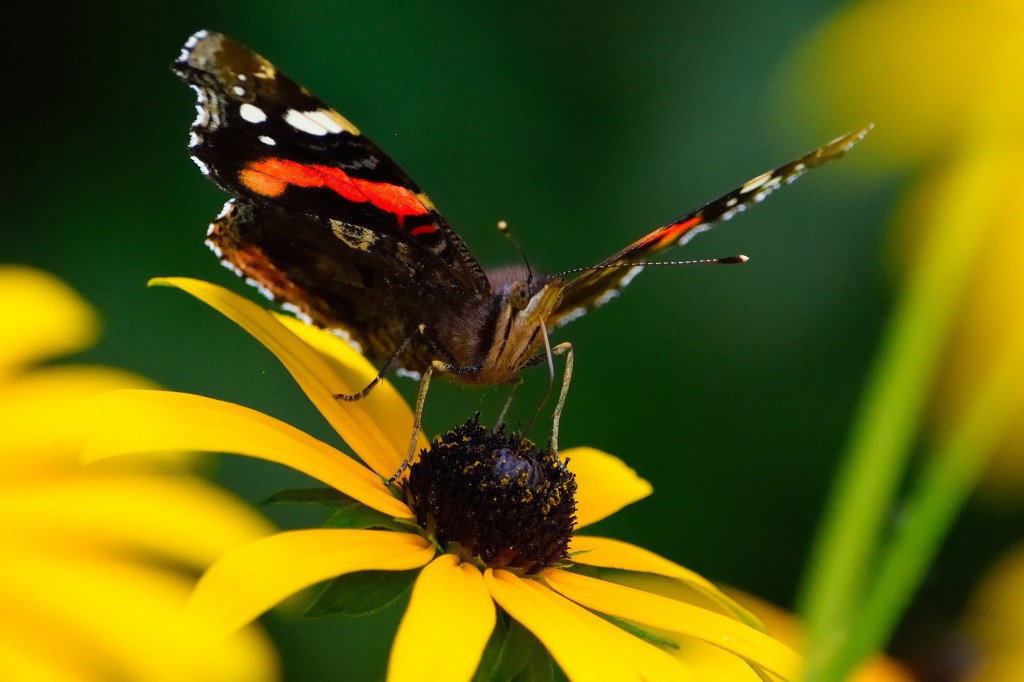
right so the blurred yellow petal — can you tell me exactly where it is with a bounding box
[0,475,273,568]
[961,544,1024,681]
[789,0,1024,164]
[0,266,97,376]
[564,447,652,528]
[84,389,411,518]
[188,529,434,638]
[151,277,414,477]
[388,555,495,682]
[570,535,763,630]
[0,631,88,682]
[0,365,160,475]
[0,548,278,682]
[542,568,802,680]
[485,569,694,681]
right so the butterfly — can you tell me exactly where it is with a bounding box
[174,30,868,473]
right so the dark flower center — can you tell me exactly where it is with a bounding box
[404,416,577,574]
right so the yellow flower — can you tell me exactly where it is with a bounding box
[0,267,279,681]
[789,0,1024,499]
[86,277,803,681]
[788,0,1024,167]
[620,575,914,681]
[961,544,1024,680]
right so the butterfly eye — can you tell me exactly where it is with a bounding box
[509,281,530,311]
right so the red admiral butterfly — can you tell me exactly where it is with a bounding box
[174,31,868,472]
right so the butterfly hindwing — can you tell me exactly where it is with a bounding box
[552,126,872,324]
[207,198,456,369]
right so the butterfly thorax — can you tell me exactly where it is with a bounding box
[433,268,564,386]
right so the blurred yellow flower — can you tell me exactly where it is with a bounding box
[961,544,1024,680]
[0,266,279,682]
[789,0,1024,499]
[789,0,1024,166]
[88,277,805,681]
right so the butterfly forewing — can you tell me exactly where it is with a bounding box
[173,30,489,295]
[551,126,872,324]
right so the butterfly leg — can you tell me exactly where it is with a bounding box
[494,379,523,432]
[548,341,573,459]
[334,329,419,402]
[521,321,573,464]
[387,362,434,486]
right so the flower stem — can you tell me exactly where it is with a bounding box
[799,150,1004,680]
[819,331,1024,679]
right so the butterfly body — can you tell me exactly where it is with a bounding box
[174,30,868,388]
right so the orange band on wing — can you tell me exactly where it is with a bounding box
[627,214,703,254]
[240,158,430,219]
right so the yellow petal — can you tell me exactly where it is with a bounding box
[388,555,495,682]
[788,0,1024,165]
[0,475,273,568]
[0,266,97,377]
[274,313,427,472]
[0,631,88,682]
[569,536,763,631]
[188,529,434,638]
[563,447,652,528]
[542,568,802,680]
[84,389,411,519]
[485,569,694,681]
[151,277,421,478]
[0,365,160,475]
[0,547,279,682]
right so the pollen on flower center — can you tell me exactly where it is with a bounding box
[404,416,577,574]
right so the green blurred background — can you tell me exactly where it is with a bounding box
[6,2,1019,678]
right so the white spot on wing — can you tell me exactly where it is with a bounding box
[245,277,276,301]
[556,307,587,326]
[329,328,365,354]
[189,85,208,126]
[619,265,645,288]
[215,199,235,220]
[232,86,246,97]
[594,290,620,307]
[280,302,313,326]
[259,135,277,146]
[285,109,329,135]
[188,132,201,148]
[184,30,209,49]
[190,155,210,176]
[741,171,773,194]
[240,103,267,124]
[306,110,345,134]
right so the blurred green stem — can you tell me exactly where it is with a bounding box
[821,329,1024,678]
[799,152,1002,680]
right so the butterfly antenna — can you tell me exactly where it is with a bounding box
[498,220,535,283]
[556,255,748,278]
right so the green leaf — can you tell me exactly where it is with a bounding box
[474,612,557,682]
[473,613,513,681]
[261,487,356,507]
[324,502,408,532]
[598,613,679,650]
[304,570,416,618]
[514,649,555,682]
